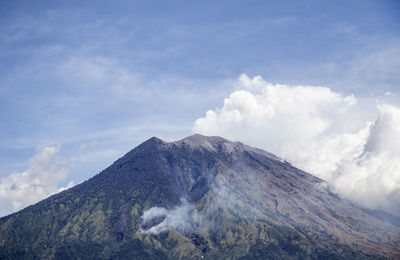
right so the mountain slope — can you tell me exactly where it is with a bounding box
[0,134,399,259]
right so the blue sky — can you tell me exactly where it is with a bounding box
[0,0,399,216]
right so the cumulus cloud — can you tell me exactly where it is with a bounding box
[193,74,400,216]
[140,198,194,234]
[333,104,400,214]
[0,146,72,216]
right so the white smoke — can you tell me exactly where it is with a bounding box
[193,74,400,216]
[0,146,72,215]
[140,198,194,234]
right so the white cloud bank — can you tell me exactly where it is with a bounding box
[0,146,73,215]
[194,74,400,216]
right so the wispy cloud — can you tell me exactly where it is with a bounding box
[140,198,194,234]
[0,145,72,216]
[1,1,399,217]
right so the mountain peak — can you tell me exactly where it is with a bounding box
[172,133,234,152]
[171,134,282,162]
[137,136,167,148]
[181,133,228,143]
[146,136,166,143]
[2,134,400,259]
[176,133,228,144]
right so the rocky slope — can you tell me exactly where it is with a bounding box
[0,134,399,259]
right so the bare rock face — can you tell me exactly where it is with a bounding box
[0,134,399,259]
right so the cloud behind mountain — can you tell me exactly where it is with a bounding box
[194,74,400,216]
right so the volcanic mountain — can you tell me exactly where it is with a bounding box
[0,134,399,259]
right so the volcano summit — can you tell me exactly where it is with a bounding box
[0,134,399,259]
